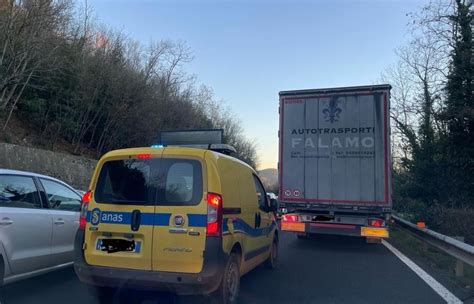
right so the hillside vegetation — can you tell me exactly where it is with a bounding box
[0,0,258,167]
[385,0,473,242]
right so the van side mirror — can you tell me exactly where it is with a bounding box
[269,198,278,212]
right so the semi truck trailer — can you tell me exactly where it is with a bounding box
[278,84,392,242]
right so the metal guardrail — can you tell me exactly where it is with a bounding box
[392,215,474,267]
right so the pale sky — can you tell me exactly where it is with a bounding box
[89,0,424,169]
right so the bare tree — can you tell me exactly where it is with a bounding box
[0,0,72,129]
[383,1,455,166]
[0,1,259,169]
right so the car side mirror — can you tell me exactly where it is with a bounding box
[269,198,278,212]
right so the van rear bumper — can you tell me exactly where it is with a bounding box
[74,230,226,295]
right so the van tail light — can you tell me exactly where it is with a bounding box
[137,153,151,159]
[206,193,223,237]
[282,214,300,222]
[79,191,91,230]
[369,219,383,227]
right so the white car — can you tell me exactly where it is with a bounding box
[0,169,82,285]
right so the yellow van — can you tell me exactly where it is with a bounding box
[74,145,279,303]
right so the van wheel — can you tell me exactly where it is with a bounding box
[264,237,278,269]
[210,253,240,304]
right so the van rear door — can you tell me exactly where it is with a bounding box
[152,148,208,273]
[83,151,163,270]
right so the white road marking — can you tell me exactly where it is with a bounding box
[382,240,463,304]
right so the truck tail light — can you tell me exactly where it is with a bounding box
[79,191,91,230]
[369,219,383,227]
[282,214,300,222]
[206,193,223,237]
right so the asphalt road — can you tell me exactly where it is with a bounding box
[0,232,447,304]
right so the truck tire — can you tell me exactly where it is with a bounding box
[209,253,240,304]
[264,237,278,269]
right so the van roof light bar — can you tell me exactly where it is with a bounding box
[154,129,236,155]
[156,129,223,146]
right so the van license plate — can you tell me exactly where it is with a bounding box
[97,239,141,253]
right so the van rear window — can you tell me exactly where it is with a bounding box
[94,159,202,206]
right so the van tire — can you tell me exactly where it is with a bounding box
[209,253,240,304]
[264,237,278,269]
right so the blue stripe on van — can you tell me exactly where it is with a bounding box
[154,213,171,226]
[85,210,276,236]
[86,211,204,228]
[222,218,276,237]
[187,214,207,227]
[85,211,276,239]
[140,213,155,225]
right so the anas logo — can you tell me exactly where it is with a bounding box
[174,215,185,227]
[91,208,101,226]
[90,209,125,225]
[322,96,342,123]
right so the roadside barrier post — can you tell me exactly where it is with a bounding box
[453,236,465,277]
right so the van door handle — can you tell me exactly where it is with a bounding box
[0,217,13,226]
[131,210,141,231]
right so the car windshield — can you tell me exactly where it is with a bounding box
[0,0,472,303]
